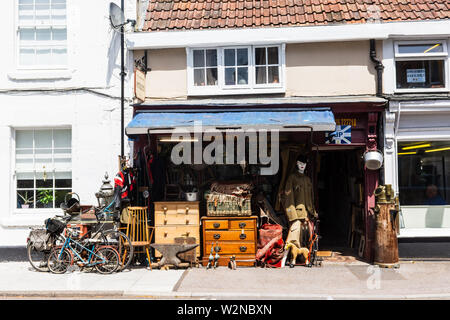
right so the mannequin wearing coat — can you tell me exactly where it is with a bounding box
[283,155,318,248]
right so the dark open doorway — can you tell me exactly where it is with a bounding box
[316,148,365,260]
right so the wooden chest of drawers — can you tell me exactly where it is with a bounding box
[201,216,258,267]
[154,201,200,258]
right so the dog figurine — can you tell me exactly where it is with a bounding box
[285,242,309,267]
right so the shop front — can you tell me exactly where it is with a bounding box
[125,100,386,266]
[384,98,450,240]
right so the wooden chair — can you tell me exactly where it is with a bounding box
[124,207,154,270]
[164,166,183,200]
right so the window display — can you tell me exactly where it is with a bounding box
[397,141,450,206]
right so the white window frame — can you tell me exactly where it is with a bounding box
[221,46,252,90]
[15,0,68,70]
[14,128,72,212]
[393,40,449,93]
[187,44,286,96]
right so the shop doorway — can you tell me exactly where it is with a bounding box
[316,148,365,260]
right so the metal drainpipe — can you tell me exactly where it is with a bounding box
[370,39,384,97]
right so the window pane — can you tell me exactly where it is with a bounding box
[16,149,33,170]
[36,172,53,189]
[268,66,280,83]
[224,49,235,66]
[36,28,51,41]
[54,129,71,148]
[398,43,444,54]
[396,60,445,89]
[52,48,67,65]
[36,48,52,65]
[193,50,204,68]
[55,190,71,208]
[225,67,236,85]
[35,1,51,25]
[19,29,35,41]
[36,189,54,208]
[51,1,67,24]
[19,48,35,66]
[256,66,267,84]
[267,47,279,64]
[398,141,450,206]
[205,49,217,67]
[35,130,52,148]
[236,49,248,66]
[16,130,33,148]
[52,28,67,41]
[237,67,248,85]
[17,172,34,189]
[18,4,34,25]
[206,68,218,86]
[55,171,71,188]
[17,190,35,209]
[193,69,205,86]
[255,48,266,65]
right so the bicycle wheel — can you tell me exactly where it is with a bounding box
[27,241,50,272]
[47,247,72,274]
[94,246,120,274]
[100,230,134,271]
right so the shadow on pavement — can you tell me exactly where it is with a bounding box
[0,247,28,262]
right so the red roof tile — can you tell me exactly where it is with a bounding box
[142,0,450,31]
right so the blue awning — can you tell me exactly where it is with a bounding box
[126,109,336,135]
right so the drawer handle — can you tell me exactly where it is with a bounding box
[186,219,189,225]
[213,234,221,240]
[164,232,168,237]
[213,223,220,228]
[239,233,247,240]
[164,220,167,225]
[163,207,168,214]
[239,246,247,252]
[185,207,189,214]
[239,222,246,228]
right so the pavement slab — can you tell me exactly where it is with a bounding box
[1,260,450,299]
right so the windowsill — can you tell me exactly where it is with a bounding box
[398,228,450,238]
[1,209,61,227]
[394,88,449,94]
[187,86,285,96]
[8,69,73,81]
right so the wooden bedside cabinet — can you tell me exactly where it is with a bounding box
[201,216,258,267]
[154,201,200,259]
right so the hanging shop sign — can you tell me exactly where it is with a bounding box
[325,118,355,145]
[134,68,146,102]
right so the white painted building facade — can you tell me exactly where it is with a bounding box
[382,37,450,238]
[0,0,136,246]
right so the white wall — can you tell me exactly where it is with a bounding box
[0,1,135,246]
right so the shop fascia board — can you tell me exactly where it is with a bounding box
[133,96,387,108]
[389,99,450,114]
[126,20,450,50]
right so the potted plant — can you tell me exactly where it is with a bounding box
[18,191,34,209]
[37,190,54,208]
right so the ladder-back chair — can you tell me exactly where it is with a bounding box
[124,207,154,270]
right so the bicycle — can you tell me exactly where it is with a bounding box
[26,215,72,272]
[88,201,135,271]
[47,227,120,274]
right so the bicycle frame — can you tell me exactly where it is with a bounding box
[58,233,108,267]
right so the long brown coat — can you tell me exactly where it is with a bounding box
[283,171,317,221]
